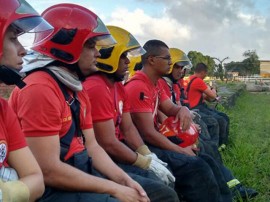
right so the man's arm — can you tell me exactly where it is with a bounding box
[120,112,145,151]
[92,120,138,164]
[131,112,195,156]
[83,128,149,201]
[26,134,147,201]
[8,147,44,202]
[204,86,218,101]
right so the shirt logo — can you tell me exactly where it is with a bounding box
[0,141,7,164]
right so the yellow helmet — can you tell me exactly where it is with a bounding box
[97,25,145,73]
[128,55,142,77]
[168,48,192,74]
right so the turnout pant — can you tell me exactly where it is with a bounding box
[148,145,227,202]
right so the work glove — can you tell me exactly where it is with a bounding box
[145,153,167,167]
[133,152,175,186]
[136,145,167,166]
[133,145,175,185]
[0,179,30,202]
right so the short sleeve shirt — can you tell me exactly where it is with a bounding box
[9,70,93,160]
[0,98,27,167]
[125,71,169,125]
[83,74,130,140]
[187,75,208,108]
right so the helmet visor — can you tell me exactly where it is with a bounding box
[14,16,53,49]
[12,16,53,34]
[95,34,117,48]
[175,61,192,70]
[127,47,146,57]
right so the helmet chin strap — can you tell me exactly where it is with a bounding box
[0,65,26,89]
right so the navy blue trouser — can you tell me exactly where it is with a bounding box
[196,116,220,147]
[147,145,223,202]
[195,104,229,146]
[38,150,179,202]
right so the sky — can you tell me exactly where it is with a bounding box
[26,0,270,63]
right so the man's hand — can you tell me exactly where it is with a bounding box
[177,145,197,156]
[124,175,150,202]
[175,106,192,131]
[113,182,150,202]
[190,110,201,122]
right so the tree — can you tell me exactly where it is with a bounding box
[187,51,215,76]
[224,50,260,76]
[242,50,260,76]
[212,57,229,81]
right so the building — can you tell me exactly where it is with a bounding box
[260,60,270,77]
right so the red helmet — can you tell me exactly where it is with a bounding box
[0,0,53,60]
[159,116,199,147]
[32,3,116,64]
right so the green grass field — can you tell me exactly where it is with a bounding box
[221,91,270,201]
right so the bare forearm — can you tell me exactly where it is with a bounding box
[88,143,133,184]
[143,130,180,152]
[162,104,181,117]
[20,173,44,202]
[124,126,145,151]
[43,160,121,195]
[100,141,137,164]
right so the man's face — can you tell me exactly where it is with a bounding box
[114,52,130,82]
[77,39,100,77]
[0,26,26,70]
[151,47,172,76]
[171,64,184,81]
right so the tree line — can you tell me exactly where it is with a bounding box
[187,50,260,80]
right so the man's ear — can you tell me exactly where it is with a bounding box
[148,56,155,65]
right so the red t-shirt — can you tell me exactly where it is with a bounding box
[159,78,181,105]
[9,70,93,160]
[125,71,169,126]
[0,98,27,167]
[83,74,130,140]
[187,75,208,108]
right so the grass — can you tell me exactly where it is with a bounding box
[220,91,270,201]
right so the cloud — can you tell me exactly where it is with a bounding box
[107,7,191,42]
[128,0,270,61]
[26,0,270,61]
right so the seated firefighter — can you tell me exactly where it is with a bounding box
[0,0,54,201]
[83,25,179,202]
[186,62,230,148]
[156,48,258,200]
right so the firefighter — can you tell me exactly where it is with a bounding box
[0,0,54,201]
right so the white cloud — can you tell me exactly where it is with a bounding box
[105,7,192,53]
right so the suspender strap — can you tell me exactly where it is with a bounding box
[40,69,84,149]
[162,77,176,104]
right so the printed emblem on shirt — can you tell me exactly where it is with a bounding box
[0,141,7,164]
[62,116,72,123]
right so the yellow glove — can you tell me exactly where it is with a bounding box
[0,179,30,202]
[132,152,151,169]
[136,145,151,155]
